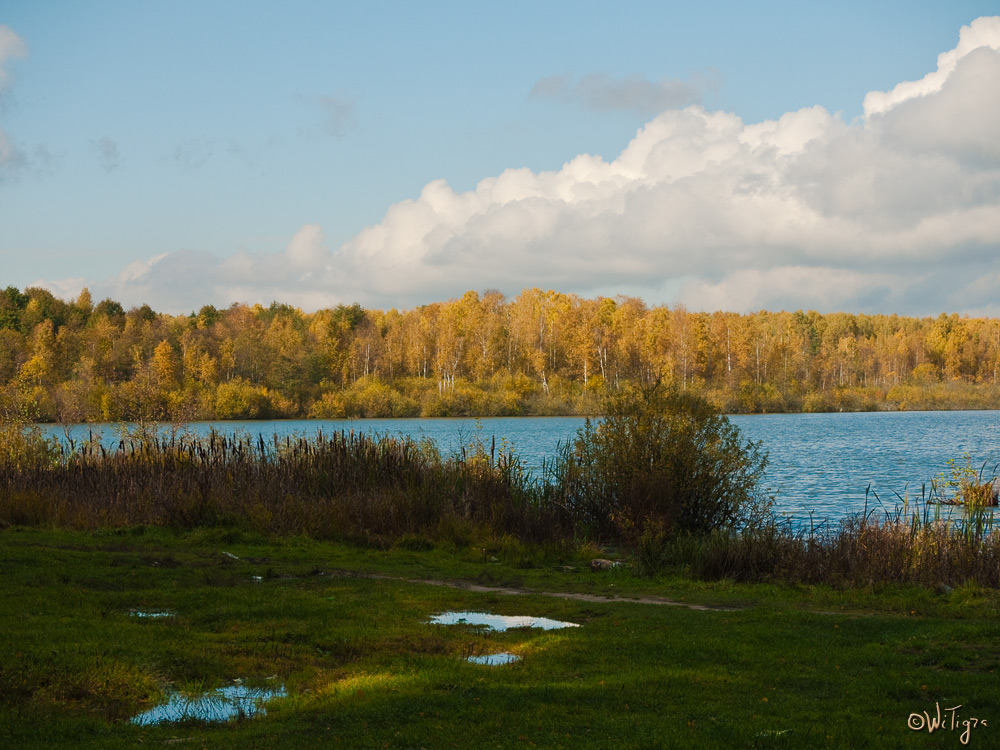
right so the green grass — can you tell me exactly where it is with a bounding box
[3,526,999,748]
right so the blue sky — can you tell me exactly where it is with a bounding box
[1,1,998,315]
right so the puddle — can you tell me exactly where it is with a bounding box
[130,684,287,725]
[467,652,521,666]
[129,610,175,618]
[429,611,579,631]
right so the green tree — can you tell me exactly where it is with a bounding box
[550,382,770,538]
[0,286,29,331]
[93,298,126,324]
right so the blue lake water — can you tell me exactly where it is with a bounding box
[43,411,1000,526]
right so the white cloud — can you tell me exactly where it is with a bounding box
[283,223,329,268]
[676,267,903,314]
[874,45,1000,167]
[46,17,1000,317]
[863,16,1000,116]
[34,276,88,303]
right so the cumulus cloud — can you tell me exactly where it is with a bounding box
[48,17,1000,317]
[530,71,717,115]
[55,226,341,314]
[863,16,1000,116]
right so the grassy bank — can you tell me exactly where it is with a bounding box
[4,391,1000,746]
[4,416,999,590]
[3,526,999,749]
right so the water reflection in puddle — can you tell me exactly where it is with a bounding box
[130,684,287,725]
[129,610,175,618]
[429,611,579,631]
[467,652,521,666]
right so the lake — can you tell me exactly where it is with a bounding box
[43,411,1000,527]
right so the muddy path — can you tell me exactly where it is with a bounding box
[325,568,739,611]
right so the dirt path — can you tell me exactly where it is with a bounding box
[326,568,739,611]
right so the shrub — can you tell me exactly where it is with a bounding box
[0,417,60,472]
[549,382,771,539]
[933,453,998,508]
[214,377,274,419]
[308,391,346,418]
[342,378,420,417]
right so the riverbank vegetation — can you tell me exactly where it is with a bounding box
[1,383,769,546]
[3,382,999,590]
[4,380,1000,745]
[4,285,1000,422]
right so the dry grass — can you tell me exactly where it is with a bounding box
[4,422,999,590]
[649,500,1000,589]
[0,427,570,545]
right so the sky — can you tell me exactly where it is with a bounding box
[1,1,998,317]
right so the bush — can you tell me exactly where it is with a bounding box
[549,382,771,539]
[0,391,61,471]
[214,378,274,419]
[0,421,60,472]
[342,378,420,417]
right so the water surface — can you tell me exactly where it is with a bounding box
[44,411,1000,525]
[130,683,286,725]
[128,609,174,619]
[468,652,521,665]
[429,611,579,631]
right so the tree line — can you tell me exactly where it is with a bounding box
[2,284,1000,422]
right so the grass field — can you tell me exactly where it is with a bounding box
[2,525,998,748]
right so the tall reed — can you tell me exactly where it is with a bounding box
[4,421,999,588]
[644,493,1000,588]
[0,426,570,545]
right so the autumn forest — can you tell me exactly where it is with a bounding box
[2,284,1000,423]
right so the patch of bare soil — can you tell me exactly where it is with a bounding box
[326,569,739,611]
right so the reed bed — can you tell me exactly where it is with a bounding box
[0,427,570,545]
[648,500,1000,588]
[3,423,1000,588]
